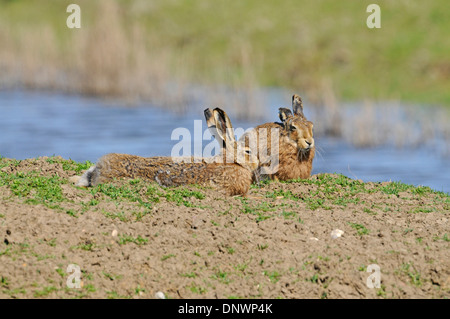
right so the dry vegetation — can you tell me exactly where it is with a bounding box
[0,0,449,116]
[0,0,449,149]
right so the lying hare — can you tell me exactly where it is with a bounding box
[75,108,259,196]
[241,94,315,181]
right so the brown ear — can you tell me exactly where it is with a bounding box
[213,108,236,150]
[292,94,305,118]
[204,107,221,145]
[278,107,293,123]
[204,108,214,127]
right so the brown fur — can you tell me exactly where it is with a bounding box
[76,108,258,196]
[90,153,255,196]
[242,94,315,181]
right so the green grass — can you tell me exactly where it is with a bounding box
[211,270,232,284]
[263,270,281,283]
[0,169,69,211]
[45,157,93,173]
[90,182,158,209]
[117,234,148,246]
[240,199,276,222]
[161,254,176,261]
[348,222,370,236]
[397,263,423,287]
[163,188,205,207]
[189,284,207,295]
[33,286,58,298]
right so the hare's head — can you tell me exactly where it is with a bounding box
[204,108,259,172]
[279,94,314,151]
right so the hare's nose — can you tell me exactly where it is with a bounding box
[306,140,312,146]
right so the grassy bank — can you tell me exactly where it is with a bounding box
[0,0,449,110]
[0,156,449,298]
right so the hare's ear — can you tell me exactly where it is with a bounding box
[278,107,293,123]
[205,108,225,148]
[292,94,305,118]
[204,107,217,138]
[213,108,236,149]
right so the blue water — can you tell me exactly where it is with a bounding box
[0,90,448,193]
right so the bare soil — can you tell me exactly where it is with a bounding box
[0,157,448,299]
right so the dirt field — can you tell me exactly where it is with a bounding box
[0,156,448,299]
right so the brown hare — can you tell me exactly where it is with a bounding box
[241,94,315,181]
[75,108,259,196]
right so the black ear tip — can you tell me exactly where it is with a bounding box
[204,108,213,117]
[292,94,302,103]
[279,107,293,115]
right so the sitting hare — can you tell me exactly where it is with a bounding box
[75,108,259,196]
[241,94,315,181]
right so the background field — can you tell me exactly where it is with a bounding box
[1,0,449,109]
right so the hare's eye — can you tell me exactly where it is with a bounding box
[290,125,297,131]
[245,149,252,155]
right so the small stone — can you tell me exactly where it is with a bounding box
[331,229,344,239]
[111,229,118,237]
[309,237,319,241]
[155,291,165,299]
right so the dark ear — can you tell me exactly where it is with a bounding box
[278,108,293,123]
[204,108,220,142]
[213,108,235,150]
[292,94,305,118]
[204,108,215,131]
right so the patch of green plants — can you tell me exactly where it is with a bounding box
[263,270,281,283]
[211,270,232,284]
[432,233,449,242]
[0,157,20,169]
[33,285,58,298]
[309,273,319,284]
[1,276,9,288]
[280,210,297,219]
[409,207,435,214]
[0,170,68,209]
[163,187,205,207]
[180,272,197,278]
[45,157,93,173]
[379,181,444,197]
[240,198,276,222]
[189,284,207,295]
[73,242,96,251]
[348,222,370,236]
[90,182,157,209]
[397,263,422,287]
[118,234,148,246]
[103,272,123,281]
[106,291,131,299]
[161,254,176,261]
[265,189,300,201]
